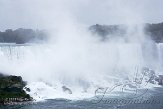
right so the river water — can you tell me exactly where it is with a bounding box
[1,87,163,109]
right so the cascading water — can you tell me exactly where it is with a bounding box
[0,42,162,100]
[157,43,163,71]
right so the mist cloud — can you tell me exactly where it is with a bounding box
[0,0,162,100]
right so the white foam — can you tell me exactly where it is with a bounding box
[0,43,162,100]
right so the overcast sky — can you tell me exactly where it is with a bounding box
[0,0,163,30]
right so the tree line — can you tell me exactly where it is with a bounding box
[89,22,163,43]
[0,28,48,44]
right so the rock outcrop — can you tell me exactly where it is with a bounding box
[0,73,32,105]
[156,75,163,85]
[62,86,72,94]
[141,67,163,86]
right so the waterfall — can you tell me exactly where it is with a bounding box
[157,43,163,71]
[0,42,162,100]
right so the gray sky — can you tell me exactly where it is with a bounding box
[0,0,163,30]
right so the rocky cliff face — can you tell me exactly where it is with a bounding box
[0,73,32,105]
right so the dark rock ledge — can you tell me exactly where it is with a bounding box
[0,73,33,105]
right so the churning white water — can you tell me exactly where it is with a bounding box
[0,42,162,100]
